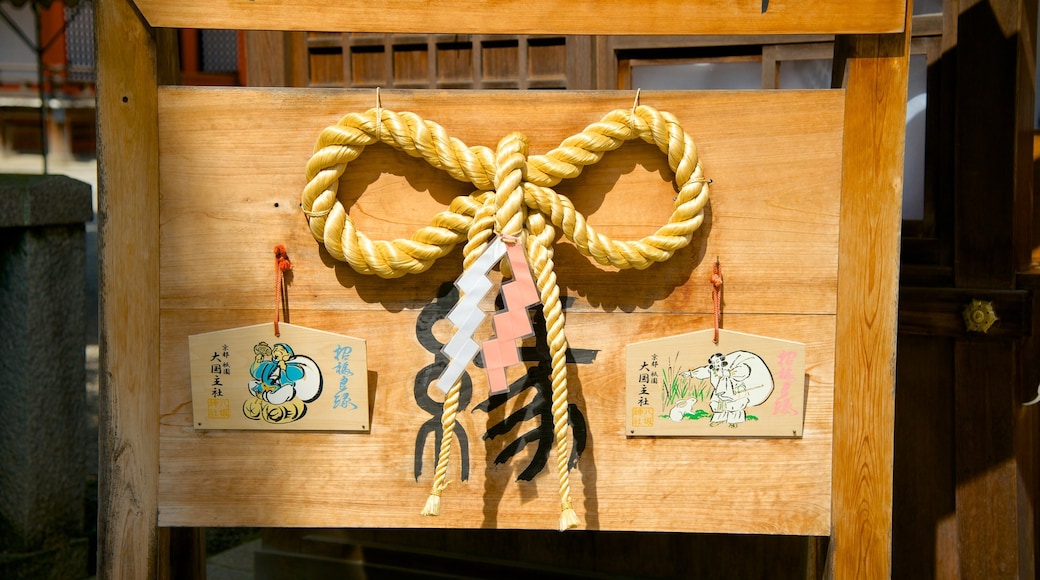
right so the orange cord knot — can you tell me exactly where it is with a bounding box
[274,245,292,336]
[710,272,723,289]
[711,259,723,344]
[275,244,293,273]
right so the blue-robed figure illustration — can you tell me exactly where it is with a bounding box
[245,341,322,424]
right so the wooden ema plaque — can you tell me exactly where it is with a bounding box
[626,329,807,437]
[158,89,841,535]
[188,323,368,431]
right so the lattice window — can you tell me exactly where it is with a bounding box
[65,2,95,83]
[306,34,572,90]
[200,30,238,73]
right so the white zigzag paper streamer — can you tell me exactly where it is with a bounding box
[435,237,508,393]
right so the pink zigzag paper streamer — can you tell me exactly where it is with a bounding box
[436,238,507,394]
[483,241,541,394]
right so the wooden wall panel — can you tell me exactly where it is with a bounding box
[892,334,956,578]
[156,89,842,535]
[160,310,835,534]
[157,89,843,316]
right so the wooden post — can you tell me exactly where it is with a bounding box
[831,4,912,578]
[95,0,170,576]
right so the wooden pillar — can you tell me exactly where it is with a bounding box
[831,4,912,578]
[95,0,172,576]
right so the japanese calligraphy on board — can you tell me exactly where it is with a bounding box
[188,323,369,430]
[626,329,806,437]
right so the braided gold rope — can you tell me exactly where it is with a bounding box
[524,212,579,530]
[301,102,710,529]
[423,135,527,515]
[420,373,461,516]
[301,105,709,277]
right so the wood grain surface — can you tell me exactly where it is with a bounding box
[95,1,167,578]
[157,88,843,534]
[131,0,907,35]
[830,15,912,579]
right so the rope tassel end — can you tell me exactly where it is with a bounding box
[420,493,442,517]
[559,505,580,531]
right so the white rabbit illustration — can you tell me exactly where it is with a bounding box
[668,397,699,422]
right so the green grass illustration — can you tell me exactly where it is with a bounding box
[660,352,710,408]
[657,409,711,421]
[658,411,759,422]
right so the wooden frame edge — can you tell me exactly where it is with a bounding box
[830,4,913,578]
[96,0,166,576]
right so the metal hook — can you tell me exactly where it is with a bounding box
[375,87,382,141]
[1025,383,1040,406]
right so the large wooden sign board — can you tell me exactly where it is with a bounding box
[100,0,909,576]
[158,89,842,535]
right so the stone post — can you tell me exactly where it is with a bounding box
[0,174,92,579]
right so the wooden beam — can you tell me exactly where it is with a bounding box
[831,4,912,578]
[898,287,1031,338]
[95,0,168,577]
[130,0,907,35]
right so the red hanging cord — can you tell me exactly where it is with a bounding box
[274,245,292,336]
[711,258,723,344]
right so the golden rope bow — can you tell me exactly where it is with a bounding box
[301,103,710,531]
